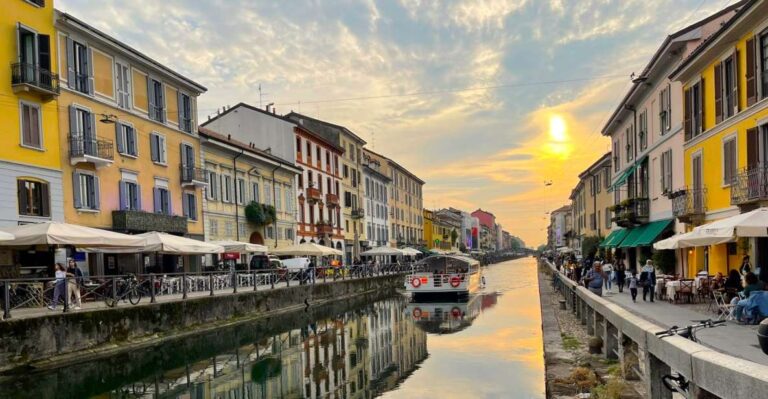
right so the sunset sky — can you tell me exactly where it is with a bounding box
[56,0,736,246]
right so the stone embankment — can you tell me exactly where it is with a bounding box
[0,273,403,373]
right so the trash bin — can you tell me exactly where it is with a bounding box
[758,318,768,355]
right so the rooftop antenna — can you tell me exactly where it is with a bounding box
[258,84,269,109]
[371,131,375,150]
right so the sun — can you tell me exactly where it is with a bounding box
[549,115,567,142]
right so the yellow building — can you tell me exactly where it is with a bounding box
[199,126,301,254]
[423,209,434,249]
[672,0,768,276]
[0,0,63,229]
[55,11,207,274]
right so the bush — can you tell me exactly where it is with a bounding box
[652,249,677,274]
[582,236,602,259]
[245,202,276,227]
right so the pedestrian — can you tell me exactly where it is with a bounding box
[308,259,316,284]
[615,263,625,293]
[583,261,605,296]
[740,255,752,276]
[48,263,68,310]
[602,259,614,294]
[640,260,656,302]
[628,272,639,302]
[66,258,83,310]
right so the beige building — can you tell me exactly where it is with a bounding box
[570,153,612,252]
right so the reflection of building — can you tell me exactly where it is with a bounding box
[363,150,391,248]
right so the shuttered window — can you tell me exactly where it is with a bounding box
[178,92,192,132]
[153,187,171,214]
[659,85,671,135]
[207,170,218,201]
[115,62,131,109]
[17,179,50,217]
[149,133,166,164]
[147,77,165,122]
[20,101,42,149]
[660,149,673,194]
[746,36,757,106]
[115,122,137,156]
[684,80,704,140]
[65,38,92,95]
[182,191,197,220]
[723,137,737,186]
[72,172,100,210]
[639,109,647,150]
[119,180,141,211]
[761,32,768,100]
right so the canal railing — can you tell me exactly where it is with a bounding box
[542,259,768,399]
[1,263,413,320]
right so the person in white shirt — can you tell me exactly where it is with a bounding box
[602,260,614,293]
[48,263,69,311]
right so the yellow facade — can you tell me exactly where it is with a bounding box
[55,11,207,237]
[677,1,768,277]
[423,209,434,249]
[2,1,61,171]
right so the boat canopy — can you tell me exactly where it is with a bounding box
[416,254,480,274]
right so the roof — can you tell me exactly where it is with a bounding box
[670,0,758,80]
[578,152,612,179]
[601,1,744,135]
[550,205,572,215]
[198,126,301,173]
[55,11,206,93]
[365,148,425,185]
[285,112,367,145]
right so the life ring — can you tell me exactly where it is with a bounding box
[411,277,421,288]
[412,307,422,318]
[450,276,461,288]
[451,307,461,318]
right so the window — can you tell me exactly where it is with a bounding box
[147,77,165,122]
[119,179,140,211]
[266,226,274,239]
[343,165,349,178]
[264,182,272,205]
[73,171,99,210]
[115,61,131,109]
[178,92,192,132]
[613,141,620,171]
[115,122,137,156]
[351,168,357,187]
[66,38,91,94]
[20,101,42,149]
[17,179,49,217]
[760,32,768,99]
[183,192,197,220]
[349,144,355,161]
[684,80,704,140]
[316,147,321,168]
[605,208,611,229]
[238,223,247,238]
[286,228,294,240]
[307,171,313,187]
[604,169,610,189]
[26,0,45,6]
[285,186,293,213]
[344,191,352,207]
[639,109,647,150]
[659,85,671,134]
[154,187,171,214]
[236,178,246,205]
[225,222,234,237]
[222,174,233,203]
[16,25,51,87]
[334,156,339,175]
[251,182,260,203]
[625,126,633,161]
[210,219,218,236]
[723,136,737,186]
[660,149,673,194]
[207,170,218,200]
[275,185,282,210]
[149,133,167,164]
[716,53,739,123]
[296,137,302,160]
[306,142,312,163]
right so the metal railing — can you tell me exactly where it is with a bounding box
[671,187,706,223]
[69,135,114,161]
[180,165,207,184]
[0,263,411,320]
[11,62,60,95]
[731,165,768,205]
[179,117,192,133]
[611,197,649,227]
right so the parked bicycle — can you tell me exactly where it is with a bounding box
[105,274,142,307]
[655,319,726,396]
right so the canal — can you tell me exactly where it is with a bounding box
[0,257,544,398]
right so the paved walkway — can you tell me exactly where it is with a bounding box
[599,287,766,366]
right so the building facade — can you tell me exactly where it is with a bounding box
[199,127,300,255]
[471,209,497,251]
[362,150,390,248]
[547,205,572,250]
[672,0,768,276]
[55,11,207,274]
[2,1,64,229]
[570,153,612,253]
[435,209,462,251]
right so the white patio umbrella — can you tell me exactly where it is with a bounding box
[430,248,450,255]
[271,242,343,257]
[653,231,698,250]
[694,207,768,237]
[361,246,406,256]
[0,221,145,247]
[208,240,268,253]
[401,247,422,256]
[0,231,14,241]
[81,232,224,254]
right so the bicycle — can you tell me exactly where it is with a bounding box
[655,319,726,395]
[105,274,142,307]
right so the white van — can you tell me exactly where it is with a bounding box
[280,257,311,271]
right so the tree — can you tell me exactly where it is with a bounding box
[581,236,602,259]
[245,202,277,227]
[450,229,458,246]
[652,249,677,275]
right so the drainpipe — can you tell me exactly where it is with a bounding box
[271,164,281,248]
[233,150,244,241]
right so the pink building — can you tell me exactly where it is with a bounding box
[471,209,496,230]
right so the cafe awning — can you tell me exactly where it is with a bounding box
[608,156,646,192]
[81,232,224,254]
[361,246,405,256]
[0,222,145,248]
[618,227,644,248]
[208,240,268,253]
[632,219,673,247]
[600,229,629,248]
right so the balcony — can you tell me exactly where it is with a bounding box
[731,165,768,206]
[181,166,207,187]
[306,187,322,203]
[112,210,188,234]
[670,187,706,224]
[351,207,365,219]
[11,63,60,100]
[315,221,334,235]
[325,193,339,208]
[611,197,649,228]
[69,135,114,168]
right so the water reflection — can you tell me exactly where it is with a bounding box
[407,292,499,334]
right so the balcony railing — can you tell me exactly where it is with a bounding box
[670,187,706,224]
[11,62,60,99]
[325,193,339,207]
[351,207,365,219]
[306,187,322,203]
[69,135,114,166]
[611,197,649,228]
[315,222,334,235]
[731,165,768,205]
[181,166,207,186]
[179,118,192,133]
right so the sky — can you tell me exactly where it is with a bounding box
[57,0,739,247]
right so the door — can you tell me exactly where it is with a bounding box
[692,153,703,211]
[181,143,195,180]
[17,25,36,83]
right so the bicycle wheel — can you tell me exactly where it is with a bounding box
[128,288,141,305]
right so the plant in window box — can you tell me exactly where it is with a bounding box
[245,202,276,227]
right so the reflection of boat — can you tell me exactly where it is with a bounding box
[405,255,481,299]
[406,292,499,334]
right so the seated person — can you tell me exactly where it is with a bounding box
[711,272,725,290]
[723,270,742,301]
[732,273,765,322]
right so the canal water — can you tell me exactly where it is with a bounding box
[0,257,544,398]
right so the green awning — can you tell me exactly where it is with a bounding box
[600,228,629,248]
[608,156,647,192]
[618,227,644,248]
[632,219,673,247]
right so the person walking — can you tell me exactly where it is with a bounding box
[48,263,68,311]
[640,260,656,302]
[628,272,639,302]
[740,255,752,276]
[602,259,614,294]
[66,259,83,310]
[615,263,626,293]
[583,262,605,297]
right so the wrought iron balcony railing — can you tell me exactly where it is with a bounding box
[731,165,768,205]
[611,197,649,228]
[351,207,365,219]
[670,187,706,224]
[181,166,207,186]
[68,135,114,164]
[11,62,60,98]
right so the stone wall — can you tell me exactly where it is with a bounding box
[0,274,403,372]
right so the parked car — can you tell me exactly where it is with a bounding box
[250,254,283,272]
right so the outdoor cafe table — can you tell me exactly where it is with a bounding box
[665,279,699,300]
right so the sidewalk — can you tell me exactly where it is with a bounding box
[600,287,767,366]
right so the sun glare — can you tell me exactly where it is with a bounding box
[549,115,567,142]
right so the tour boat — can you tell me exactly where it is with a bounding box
[404,254,482,299]
[406,292,498,334]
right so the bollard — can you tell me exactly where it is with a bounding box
[233,272,238,294]
[3,281,11,319]
[150,274,157,303]
[111,277,118,306]
[286,273,290,287]
[270,272,275,289]
[253,271,258,291]
[182,272,188,299]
